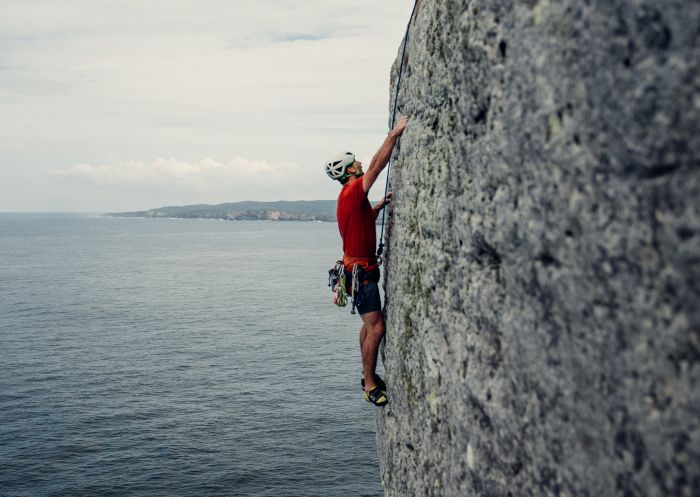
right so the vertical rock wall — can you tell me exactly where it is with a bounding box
[377,1,699,496]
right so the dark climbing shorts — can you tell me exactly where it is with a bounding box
[356,280,382,315]
[344,268,382,315]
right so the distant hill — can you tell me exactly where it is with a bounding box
[105,200,338,222]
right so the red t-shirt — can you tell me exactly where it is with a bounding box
[337,179,376,267]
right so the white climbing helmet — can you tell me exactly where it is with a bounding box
[325,151,355,182]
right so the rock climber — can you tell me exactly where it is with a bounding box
[324,115,409,406]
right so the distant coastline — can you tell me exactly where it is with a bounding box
[105,200,337,222]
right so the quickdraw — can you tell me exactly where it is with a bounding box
[328,261,364,314]
[328,261,348,307]
[350,264,361,315]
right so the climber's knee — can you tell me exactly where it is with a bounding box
[361,310,384,338]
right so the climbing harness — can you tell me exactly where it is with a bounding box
[328,261,382,314]
[376,0,420,259]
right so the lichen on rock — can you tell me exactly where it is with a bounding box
[377,1,700,496]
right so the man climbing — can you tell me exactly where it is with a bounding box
[324,115,409,407]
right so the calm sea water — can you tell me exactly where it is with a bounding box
[0,214,383,497]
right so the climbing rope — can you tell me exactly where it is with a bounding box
[376,0,420,259]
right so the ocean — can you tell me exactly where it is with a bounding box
[0,214,383,497]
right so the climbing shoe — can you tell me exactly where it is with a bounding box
[360,374,387,392]
[364,387,388,407]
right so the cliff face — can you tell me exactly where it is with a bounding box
[377,1,699,496]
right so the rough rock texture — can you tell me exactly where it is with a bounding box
[377,1,700,496]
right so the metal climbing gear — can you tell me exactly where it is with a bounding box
[328,261,348,307]
[328,261,375,314]
[350,264,361,314]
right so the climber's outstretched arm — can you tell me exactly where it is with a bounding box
[363,116,408,194]
[372,192,392,220]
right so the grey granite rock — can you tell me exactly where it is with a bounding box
[377,1,699,496]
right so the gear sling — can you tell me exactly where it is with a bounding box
[328,262,380,314]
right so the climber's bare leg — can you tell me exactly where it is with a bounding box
[360,310,385,392]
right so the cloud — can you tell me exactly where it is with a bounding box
[52,157,304,189]
[0,0,411,210]
[46,156,325,209]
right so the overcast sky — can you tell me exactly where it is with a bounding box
[0,0,412,211]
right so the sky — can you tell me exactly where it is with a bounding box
[0,0,412,212]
